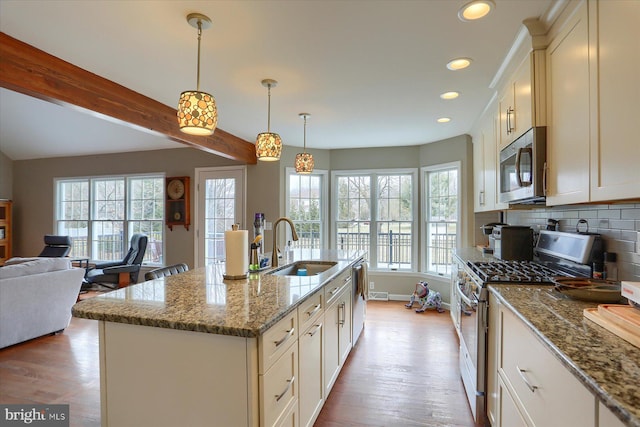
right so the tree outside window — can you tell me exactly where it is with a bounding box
[56,175,163,264]
[286,169,327,250]
[334,170,416,270]
[424,163,460,276]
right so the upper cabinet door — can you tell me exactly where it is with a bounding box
[589,0,640,201]
[545,2,591,206]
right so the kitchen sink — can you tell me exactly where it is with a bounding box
[268,261,337,276]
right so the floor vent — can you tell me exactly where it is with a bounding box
[368,291,389,301]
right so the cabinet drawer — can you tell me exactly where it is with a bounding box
[500,307,595,427]
[261,344,298,427]
[325,270,351,307]
[297,290,323,333]
[260,311,298,374]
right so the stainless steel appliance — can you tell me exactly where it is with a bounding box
[492,225,533,260]
[352,259,367,345]
[499,126,546,204]
[452,230,603,424]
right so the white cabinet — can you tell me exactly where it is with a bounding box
[260,344,299,427]
[474,102,506,212]
[588,0,640,201]
[298,291,324,427]
[546,1,591,206]
[323,271,353,397]
[259,312,299,427]
[546,0,640,205]
[498,376,527,427]
[498,303,596,427]
[599,402,626,427]
[260,311,298,374]
[486,293,501,427]
[498,52,543,150]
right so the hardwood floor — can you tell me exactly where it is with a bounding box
[0,301,477,427]
[315,301,477,427]
[0,317,100,426]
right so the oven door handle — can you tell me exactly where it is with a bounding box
[455,282,478,308]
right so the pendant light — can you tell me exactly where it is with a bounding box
[177,13,218,136]
[295,113,314,174]
[256,79,282,161]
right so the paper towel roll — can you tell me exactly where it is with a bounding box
[225,228,248,278]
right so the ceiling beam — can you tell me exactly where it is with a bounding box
[0,32,257,164]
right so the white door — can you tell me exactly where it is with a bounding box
[194,167,246,268]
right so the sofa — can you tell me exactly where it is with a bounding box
[0,257,85,349]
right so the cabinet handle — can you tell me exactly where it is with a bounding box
[329,286,340,295]
[543,161,548,196]
[516,366,538,393]
[308,324,322,337]
[479,190,485,206]
[506,107,514,135]
[273,328,295,348]
[275,376,295,402]
[339,302,346,326]
[306,304,321,317]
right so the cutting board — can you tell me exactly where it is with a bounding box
[584,308,640,349]
[598,304,640,335]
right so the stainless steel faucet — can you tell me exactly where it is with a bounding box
[271,217,299,267]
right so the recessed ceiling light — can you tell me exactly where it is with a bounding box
[447,58,472,70]
[437,117,451,123]
[440,91,460,100]
[458,0,495,21]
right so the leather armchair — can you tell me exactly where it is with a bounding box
[84,234,148,289]
[38,235,72,257]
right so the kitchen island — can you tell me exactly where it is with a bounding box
[489,285,640,427]
[72,249,365,427]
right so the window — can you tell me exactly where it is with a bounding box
[56,175,164,264]
[333,169,417,270]
[423,162,460,276]
[285,168,328,249]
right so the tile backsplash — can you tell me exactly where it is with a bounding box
[503,203,640,281]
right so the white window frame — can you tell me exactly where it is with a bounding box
[331,168,418,271]
[54,173,165,265]
[194,166,247,268]
[285,167,329,250]
[421,161,461,277]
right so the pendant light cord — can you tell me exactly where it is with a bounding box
[196,21,202,91]
[303,115,307,153]
[267,84,272,132]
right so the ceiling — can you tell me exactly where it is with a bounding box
[0,0,554,161]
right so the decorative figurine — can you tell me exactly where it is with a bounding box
[405,281,444,313]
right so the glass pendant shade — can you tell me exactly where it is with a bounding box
[295,112,314,174]
[177,90,217,135]
[256,132,282,161]
[177,13,217,136]
[295,152,314,174]
[257,79,281,161]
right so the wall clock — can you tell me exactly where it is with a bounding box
[167,179,185,200]
[166,176,190,231]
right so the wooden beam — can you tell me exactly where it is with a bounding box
[0,32,257,164]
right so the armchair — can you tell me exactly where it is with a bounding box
[84,234,148,289]
[38,235,72,257]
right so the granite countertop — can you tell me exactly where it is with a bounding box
[490,285,640,427]
[72,249,364,338]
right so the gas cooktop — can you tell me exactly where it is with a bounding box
[467,260,563,283]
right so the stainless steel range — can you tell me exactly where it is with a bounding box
[450,230,604,425]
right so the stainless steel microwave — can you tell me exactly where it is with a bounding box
[499,126,547,204]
